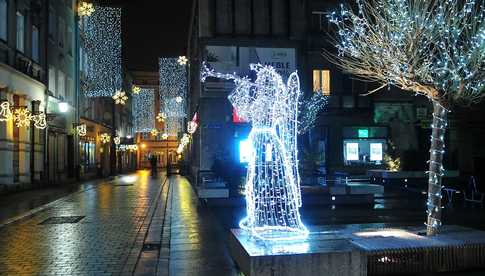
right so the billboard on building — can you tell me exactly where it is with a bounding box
[204,46,296,80]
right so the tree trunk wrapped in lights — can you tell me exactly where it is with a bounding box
[325,0,484,235]
[201,63,308,240]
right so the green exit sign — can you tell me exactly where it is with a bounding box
[358,128,369,138]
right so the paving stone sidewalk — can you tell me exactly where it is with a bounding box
[0,171,167,276]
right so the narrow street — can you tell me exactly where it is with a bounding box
[0,171,238,276]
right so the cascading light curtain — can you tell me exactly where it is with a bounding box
[132,88,155,133]
[84,6,122,97]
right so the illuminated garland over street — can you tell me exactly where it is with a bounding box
[84,6,122,97]
[202,63,308,240]
[132,88,155,133]
[327,0,484,235]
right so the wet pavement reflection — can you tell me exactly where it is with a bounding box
[0,170,163,276]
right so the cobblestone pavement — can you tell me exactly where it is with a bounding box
[0,170,168,276]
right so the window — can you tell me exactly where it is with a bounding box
[311,11,330,33]
[79,46,84,72]
[67,76,73,102]
[58,17,65,48]
[32,26,39,62]
[57,70,65,98]
[48,66,56,94]
[16,11,25,52]
[48,8,56,39]
[0,0,7,41]
[67,26,73,55]
[313,69,331,95]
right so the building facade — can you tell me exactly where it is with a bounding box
[0,0,79,192]
[186,0,485,187]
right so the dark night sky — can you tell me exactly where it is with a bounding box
[102,0,193,72]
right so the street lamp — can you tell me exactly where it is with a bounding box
[58,102,69,113]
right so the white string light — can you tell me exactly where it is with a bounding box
[201,63,308,241]
[159,58,187,136]
[299,93,329,134]
[84,6,122,97]
[327,0,484,235]
[132,88,155,133]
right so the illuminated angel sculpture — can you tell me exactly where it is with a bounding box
[202,63,308,240]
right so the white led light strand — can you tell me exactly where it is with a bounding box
[132,88,155,133]
[327,0,484,236]
[84,6,122,97]
[159,58,187,136]
[201,63,308,241]
[299,93,329,134]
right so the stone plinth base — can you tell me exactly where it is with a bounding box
[228,229,366,276]
[229,224,485,276]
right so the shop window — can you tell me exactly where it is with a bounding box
[32,25,39,62]
[16,11,24,53]
[80,139,96,169]
[48,66,56,94]
[48,7,56,39]
[343,139,387,165]
[312,69,330,95]
[0,0,7,41]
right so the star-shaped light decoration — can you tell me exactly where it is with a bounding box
[175,96,183,103]
[150,129,158,136]
[78,1,95,17]
[77,124,87,137]
[156,112,166,122]
[113,136,121,145]
[132,85,141,95]
[100,133,111,144]
[161,133,168,140]
[112,90,128,105]
[177,56,188,65]
[13,108,31,128]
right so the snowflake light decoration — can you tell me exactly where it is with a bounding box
[78,1,95,17]
[113,136,121,145]
[112,90,128,105]
[13,108,31,128]
[0,102,13,121]
[156,112,166,122]
[77,124,87,136]
[31,112,47,129]
[150,129,158,136]
[201,63,308,240]
[84,6,122,97]
[161,133,168,140]
[132,88,155,132]
[132,85,141,95]
[177,56,188,65]
[100,133,111,144]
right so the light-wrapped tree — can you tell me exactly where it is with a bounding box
[325,0,484,235]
